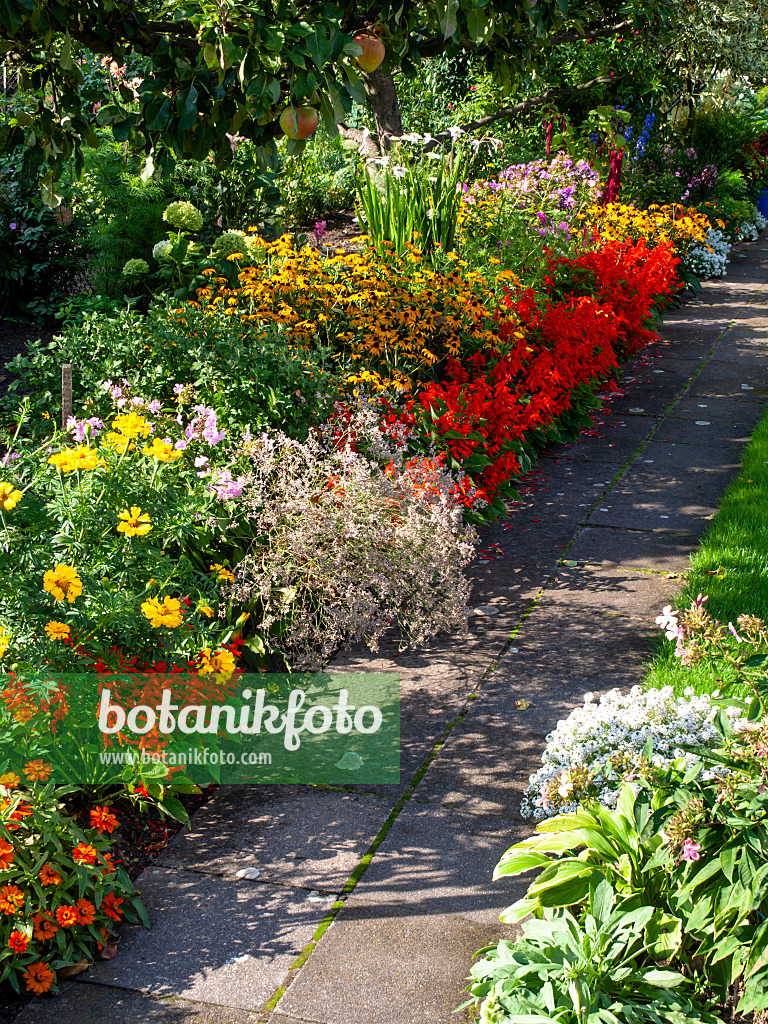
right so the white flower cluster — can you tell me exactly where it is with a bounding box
[153,239,173,261]
[737,220,759,243]
[685,228,730,279]
[520,685,745,821]
[754,212,768,231]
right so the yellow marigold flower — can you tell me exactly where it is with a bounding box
[143,438,182,462]
[117,506,152,537]
[0,483,22,511]
[111,412,152,440]
[43,564,83,603]
[197,647,236,675]
[210,563,235,582]
[0,773,19,787]
[198,603,214,618]
[44,621,71,641]
[0,634,9,658]
[141,595,183,628]
[48,446,105,474]
[103,432,131,454]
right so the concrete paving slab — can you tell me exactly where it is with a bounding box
[667,394,765,422]
[413,711,564,819]
[567,524,696,572]
[276,901,513,1024]
[543,565,676,617]
[497,602,656,680]
[649,418,754,447]
[17,985,261,1024]
[157,787,393,890]
[342,803,527,919]
[584,442,741,532]
[82,867,325,1010]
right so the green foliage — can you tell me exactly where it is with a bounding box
[2,304,340,442]
[466,881,718,1024]
[279,130,356,226]
[484,713,768,1019]
[357,145,468,260]
[1,0,640,195]
[0,782,148,994]
[689,107,756,169]
[0,153,90,319]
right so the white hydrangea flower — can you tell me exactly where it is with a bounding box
[153,239,173,261]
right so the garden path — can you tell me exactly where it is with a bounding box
[17,234,768,1024]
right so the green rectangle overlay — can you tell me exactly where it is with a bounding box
[1,672,400,785]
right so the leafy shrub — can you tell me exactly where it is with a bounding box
[467,881,717,1024]
[2,305,340,443]
[0,781,146,996]
[0,155,90,319]
[0,404,239,676]
[279,130,356,226]
[486,709,768,1018]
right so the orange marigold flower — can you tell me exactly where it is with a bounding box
[0,838,13,870]
[23,759,52,782]
[71,842,98,866]
[75,898,96,925]
[0,772,20,787]
[32,911,58,941]
[0,884,24,914]
[54,905,78,927]
[39,863,62,886]
[102,891,124,921]
[8,929,28,953]
[23,961,55,995]
[89,805,119,834]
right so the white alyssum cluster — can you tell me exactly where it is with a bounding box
[520,685,746,821]
[685,227,731,279]
[737,220,759,243]
[754,212,768,231]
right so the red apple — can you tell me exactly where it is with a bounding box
[353,34,385,73]
[279,105,319,140]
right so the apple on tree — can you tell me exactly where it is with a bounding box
[278,106,320,140]
[353,34,385,73]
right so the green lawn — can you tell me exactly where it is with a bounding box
[645,406,768,696]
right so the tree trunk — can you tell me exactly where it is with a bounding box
[362,71,403,151]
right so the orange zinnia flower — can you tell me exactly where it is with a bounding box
[89,805,119,834]
[23,961,55,995]
[75,898,96,925]
[102,891,124,921]
[23,759,52,782]
[39,864,62,886]
[32,911,58,941]
[99,851,116,876]
[54,905,78,927]
[0,838,14,870]
[71,842,98,865]
[0,884,24,914]
[8,929,28,953]
[0,772,20,787]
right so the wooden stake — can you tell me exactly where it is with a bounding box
[61,364,73,429]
